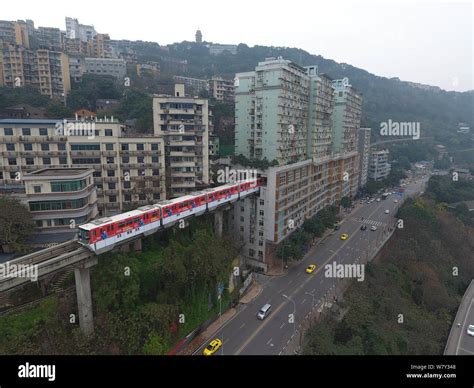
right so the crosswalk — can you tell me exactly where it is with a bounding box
[349,217,387,227]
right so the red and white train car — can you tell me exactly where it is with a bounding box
[78,179,261,254]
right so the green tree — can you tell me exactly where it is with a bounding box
[0,197,34,253]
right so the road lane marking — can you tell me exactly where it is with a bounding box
[301,299,306,304]
[456,299,474,355]
[288,279,293,285]
[280,322,285,329]
[458,347,474,355]
[239,323,246,330]
[266,338,272,345]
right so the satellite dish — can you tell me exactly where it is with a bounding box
[342,77,349,86]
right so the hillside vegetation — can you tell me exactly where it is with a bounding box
[304,177,474,355]
[0,217,238,355]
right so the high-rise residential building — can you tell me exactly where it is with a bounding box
[65,17,96,42]
[235,57,310,164]
[0,20,30,47]
[331,78,363,154]
[0,45,71,102]
[306,66,334,160]
[368,149,391,181]
[22,168,98,232]
[153,84,212,197]
[0,118,166,216]
[232,58,363,272]
[36,27,62,51]
[92,33,112,58]
[357,128,371,188]
[209,76,234,102]
[36,50,71,102]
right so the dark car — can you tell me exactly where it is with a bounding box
[360,225,367,231]
[334,224,341,230]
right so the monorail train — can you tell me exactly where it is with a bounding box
[78,179,261,254]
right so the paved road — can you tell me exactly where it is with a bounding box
[445,280,474,355]
[195,177,429,356]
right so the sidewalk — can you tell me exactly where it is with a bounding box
[176,280,263,355]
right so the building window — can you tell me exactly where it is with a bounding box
[4,128,13,136]
[43,157,51,165]
[153,193,160,200]
[151,144,159,151]
[124,181,131,189]
[93,171,101,177]
[106,143,114,150]
[41,143,50,151]
[259,210,264,216]
[25,158,34,165]
[124,194,131,201]
[260,199,264,206]
[59,157,67,165]
[152,170,159,176]
[121,144,129,151]
[33,185,42,193]
[6,143,15,151]
[137,156,144,163]
[24,143,33,151]
[22,128,31,136]
[122,156,129,164]
[58,143,66,151]
[137,144,144,151]
[36,220,43,227]
[109,196,117,203]
[8,158,17,166]
[240,216,244,222]
[39,128,48,136]
[105,129,113,136]
[107,170,115,177]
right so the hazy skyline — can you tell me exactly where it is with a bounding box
[3,0,473,92]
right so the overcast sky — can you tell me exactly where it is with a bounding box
[3,0,473,92]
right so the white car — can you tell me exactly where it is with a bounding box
[394,199,399,203]
[468,324,474,337]
[370,226,377,231]
[376,198,381,202]
[384,210,389,214]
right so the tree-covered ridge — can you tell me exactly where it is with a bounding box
[304,183,474,355]
[155,42,473,146]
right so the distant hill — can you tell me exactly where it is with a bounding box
[129,41,473,148]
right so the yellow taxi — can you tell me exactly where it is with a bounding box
[306,264,317,274]
[203,338,222,356]
[340,233,349,241]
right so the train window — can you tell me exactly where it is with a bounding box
[152,211,158,218]
[119,223,125,228]
[93,230,97,237]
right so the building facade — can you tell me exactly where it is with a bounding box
[22,168,98,232]
[368,149,391,181]
[84,57,126,80]
[209,76,234,102]
[0,44,70,102]
[331,78,363,155]
[153,85,211,197]
[235,57,310,164]
[0,118,166,216]
[357,128,371,189]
